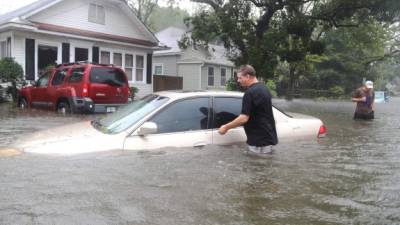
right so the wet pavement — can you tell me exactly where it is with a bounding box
[0,98,399,225]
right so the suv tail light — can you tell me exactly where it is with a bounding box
[82,83,89,97]
[318,124,327,138]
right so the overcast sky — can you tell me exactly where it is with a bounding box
[0,0,197,15]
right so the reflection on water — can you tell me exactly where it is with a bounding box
[0,99,399,224]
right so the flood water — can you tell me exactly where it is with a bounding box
[0,98,399,225]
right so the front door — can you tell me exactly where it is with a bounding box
[123,97,213,150]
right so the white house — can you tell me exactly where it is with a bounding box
[0,0,164,98]
[153,27,236,90]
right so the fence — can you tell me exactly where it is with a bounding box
[153,75,183,92]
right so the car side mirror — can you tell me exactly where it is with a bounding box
[137,122,158,136]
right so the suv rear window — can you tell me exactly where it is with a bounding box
[89,67,126,86]
[68,67,85,83]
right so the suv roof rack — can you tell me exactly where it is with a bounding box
[56,61,115,68]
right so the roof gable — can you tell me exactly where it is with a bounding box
[0,0,60,25]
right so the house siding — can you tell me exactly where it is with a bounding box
[11,31,153,97]
[153,55,178,75]
[178,64,201,90]
[133,82,153,99]
[12,34,25,70]
[201,64,233,90]
[180,47,206,61]
[29,0,149,41]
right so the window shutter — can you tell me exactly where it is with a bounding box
[146,53,152,84]
[92,46,99,63]
[25,39,35,80]
[62,43,70,63]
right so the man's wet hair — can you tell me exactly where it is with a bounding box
[239,65,256,77]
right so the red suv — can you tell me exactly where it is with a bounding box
[18,62,131,113]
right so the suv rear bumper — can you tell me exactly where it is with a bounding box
[70,97,126,113]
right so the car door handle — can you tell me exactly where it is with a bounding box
[193,142,206,148]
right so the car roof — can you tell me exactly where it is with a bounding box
[154,90,244,100]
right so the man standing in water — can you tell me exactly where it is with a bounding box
[352,80,375,120]
[218,65,278,154]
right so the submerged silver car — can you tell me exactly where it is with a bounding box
[14,91,326,154]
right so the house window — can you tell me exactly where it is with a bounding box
[100,51,110,64]
[88,3,105,25]
[208,67,214,86]
[75,47,88,62]
[154,64,163,75]
[221,68,226,86]
[135,55,144,82]
[125,54,133,81]
[113,53,122,67]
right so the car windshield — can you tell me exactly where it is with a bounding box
[91,94,169,134]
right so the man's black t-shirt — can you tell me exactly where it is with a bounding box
[241,82,278,146]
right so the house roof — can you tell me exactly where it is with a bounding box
[155,26,235,67]
[0,0,161,48]
[154,27,186,55]
[0,0,61,25]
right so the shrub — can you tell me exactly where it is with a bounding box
[225,77,241,91]
[329,85,345,97]
[0,58,24,102]
[0,58,23,82]
[129,86,139,100]
[265,80,277,97]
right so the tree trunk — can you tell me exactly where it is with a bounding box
[286,64,296,100]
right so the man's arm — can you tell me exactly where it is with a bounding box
[352,96,366,102]
[218,114,249,135]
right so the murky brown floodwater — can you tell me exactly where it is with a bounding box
[0,98,399,225]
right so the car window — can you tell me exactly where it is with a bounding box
[212,97,242,129]
[36,73,50,87]
[89,67,126,86]
[51,69,68,86]
[92,94,169,134]
[68,67,85,83]
[149,97,210,134]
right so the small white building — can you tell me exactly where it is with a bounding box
[153,27,236,90]
[0,0,163,98]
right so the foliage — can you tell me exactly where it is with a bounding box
[127,0,159,26]
[148,6,189,32]
[307,21,390,93]
[0,58,24,102]
[129,86,139,99]
[265,80,277,97]
[186,0,400,97]
[225,77,241,91]
[329,86,345,97]
[0,57,23,83]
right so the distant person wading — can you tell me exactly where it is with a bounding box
[218,65,278,155]
[352,80,375,120]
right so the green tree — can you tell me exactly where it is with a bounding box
[186,0,400,97]
[0,57,24,101]
[306,21,390,94]
[148,6,190,32]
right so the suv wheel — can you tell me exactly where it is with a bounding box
[19,98,28,109]
[57,101,71,114]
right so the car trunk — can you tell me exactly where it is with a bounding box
[88,67,129,104]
